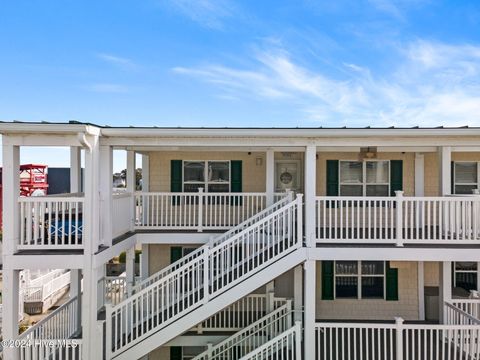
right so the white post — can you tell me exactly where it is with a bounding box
[2,269,20,360]
[415,153,425,228]
[100,145,113,247]
[126,246,136,297]
[294,265,303,323]
[303,260,316,359]
[295,320,302,360]
[395,317,404,360]
[266,149,275,206]
[198,187,204,232]
[203,247,210,304]
[126,150,136,232]
[70,269,83,332]
[438,146,452,196]
[70,146,82,193]
[141,243,150,280]
[395,191,404,247]
[439,261,452,323]
[266,281,274,313]
[418,261,425,321]
[141,154,150,226]
[304,145,316,247]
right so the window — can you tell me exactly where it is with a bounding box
[335,261,385,299]
[454,162,479,194]
[339,161,389,196]
[454,262,478,292]
[183,161,230,192]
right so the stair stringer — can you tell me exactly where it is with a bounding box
[111,247,307,360]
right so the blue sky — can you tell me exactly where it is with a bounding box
[2,0,480,167]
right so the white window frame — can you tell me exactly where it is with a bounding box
[339,160,390,196]
[453,161,480,195]
[334,260,386,300]
[182,160,231,192]
[453,261,479,291]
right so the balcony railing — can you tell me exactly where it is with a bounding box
[316,193,480,244]
[18,194,84,250]
[134,191,276,231]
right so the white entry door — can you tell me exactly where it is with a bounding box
[275,160,302,192]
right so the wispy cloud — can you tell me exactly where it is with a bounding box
[97,53,137,70]
[173,40,480,126]
[87,83,129,93]
[165,0,236,29]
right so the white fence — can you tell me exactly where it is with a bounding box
[446,300,480,325]
[239,321,302,360]
[106,195,302,357]
[193,301,293,360]
[315,318,480,360]
[316,193,480,244]
[19,339,82,360]
[193,295,289,333]
[112,192,133,238]
[24,271,70,303]
[134,191,270,231]
[18,195,84,250]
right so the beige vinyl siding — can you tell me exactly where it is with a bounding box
[316,152,415,196]
[424,262,440,287]
[148,346,170,360]
[147,151,266,193]
[316,261,419,321]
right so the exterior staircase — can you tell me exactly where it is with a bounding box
[106,194,305,360]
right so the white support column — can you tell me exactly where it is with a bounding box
[142,154,150,192]
[415,153,424,197]
[100,145,113,247]
[127,150,136,231]
[2,269,20,360]
[126,246,136,297]
[266,149,275,206]
[70,146,82,193]
[438,146,452,196]
[293,265,303,322]
[70,269,83,332]
[439,261,452,323]
[141,243,150,280]
[303,260,316,360]
[418,261,425,321]
[82,134,102,360]
[304,145,316,247]
[266,281,275,313]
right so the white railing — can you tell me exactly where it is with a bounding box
[446,300,480,325]
[98,275,128,309]
[193,295,289,332]
[112,192,133,238]
[18,195,84,250]
[193,301,293,360]
[315,318,480,360]
[19,339,82,360]
[24,271,70,303]
[132,193,293,294]
[134,191,270,231]
[19,296,80,341]
[106,195,302,357]
[316,193,480,245]
[238,321,302,360]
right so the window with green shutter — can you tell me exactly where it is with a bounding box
[386,262,399,301]
[231,160,242,205]
[326,160,339,196]
[170,346,182,360]
[170,247,183,264]
[389,160,403,196]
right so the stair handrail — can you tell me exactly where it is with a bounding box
[238,321,302,360]
[107,194,302,357]
[192,300,292,360]
[132,191,293,293]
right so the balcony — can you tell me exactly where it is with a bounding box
[316,193,480,246]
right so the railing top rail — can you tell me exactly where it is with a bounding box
[451,299,480,303]
[18,194,84,202]
[134,191,268,196]
[445,301,480,324]
[316,195,480,201]
[18,296,78,340]
[315,320,480,330]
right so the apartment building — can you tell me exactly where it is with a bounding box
[1,121,480,360]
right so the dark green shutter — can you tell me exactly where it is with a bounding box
[326,160,339,196]
[170,247,182,264]
[390,160,403,196]
[171,160,182,205]
[386,262,398,301]
[231,160,242,205]
[170,346,182,360]
[451,162,455,194]
[322,261,334,300]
